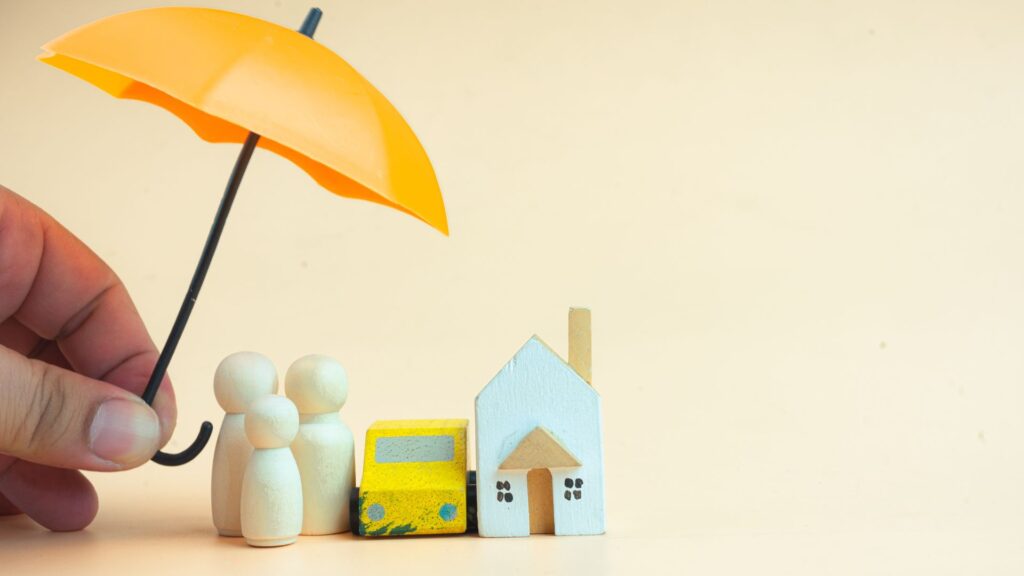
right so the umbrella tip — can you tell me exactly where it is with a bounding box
[299,7,323,38]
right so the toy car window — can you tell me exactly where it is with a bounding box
[375,435,455,463]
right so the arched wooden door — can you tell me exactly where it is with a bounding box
[527,468,554,534]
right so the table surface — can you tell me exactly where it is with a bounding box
[3,0,1024,574]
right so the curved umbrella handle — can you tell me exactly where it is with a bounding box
[152,422,214,466]
[142,8,324,467]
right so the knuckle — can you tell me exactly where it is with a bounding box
[0,359,30,449]
[12,362,74,454]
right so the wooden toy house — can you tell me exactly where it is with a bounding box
[474,308,605,537]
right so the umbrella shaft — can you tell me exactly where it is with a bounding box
[142,131,262,405]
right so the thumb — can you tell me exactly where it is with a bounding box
[0,344,162,471]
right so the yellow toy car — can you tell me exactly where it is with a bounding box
[353,419,474,536]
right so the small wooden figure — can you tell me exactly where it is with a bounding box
[356,419,469,537]
[211,351,279,537]
[240,395,303,547]
[286,354,355,535]
[474,308,605,537]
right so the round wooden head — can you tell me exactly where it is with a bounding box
[285,354,348,415]
[244,395,299,449]
[214,351,279,414]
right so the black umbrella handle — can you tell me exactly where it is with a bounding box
[146,8,323,467]
[145,131,259,466]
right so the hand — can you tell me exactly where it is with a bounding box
[0,185,176,531]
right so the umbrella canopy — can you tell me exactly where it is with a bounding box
[39,6,447,234]
[38,7,448,466]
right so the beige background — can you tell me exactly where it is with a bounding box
[2,0,1024,573]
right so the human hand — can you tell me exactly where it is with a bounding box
[0,185,175,531]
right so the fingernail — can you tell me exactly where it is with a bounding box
[89,399,161,465]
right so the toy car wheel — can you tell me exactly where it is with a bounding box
[350,486,361,535]
[466,470,477,534]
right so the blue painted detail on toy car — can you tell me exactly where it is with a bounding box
[367,503,386,522]
[439,503,457,521]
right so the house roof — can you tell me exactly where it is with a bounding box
[499,426,582,470]
[529,335,590,386]
[476,336,600,404]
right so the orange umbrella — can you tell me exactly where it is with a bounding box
[39,7,448,466]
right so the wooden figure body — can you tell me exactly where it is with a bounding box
[474,308,605,537]
[241,395,303,547]
[356,420,469,536]
[211,352,279,537]
[286,354,355,535]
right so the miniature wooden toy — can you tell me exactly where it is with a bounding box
[475,308,605,537]
[240,395,303,547]
[355,420,469,536]
[211,352,279,537]
[286,355,355,535]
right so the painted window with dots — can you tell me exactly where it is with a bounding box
[564,477,583,501]
[496,480,513,502]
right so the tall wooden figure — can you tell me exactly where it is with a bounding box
[211,352,279,536]
[286,354,355,535]
[241,395,303,547]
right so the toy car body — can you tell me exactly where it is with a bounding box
[355,419,469,536]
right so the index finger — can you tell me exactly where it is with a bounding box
[0,185,176,441]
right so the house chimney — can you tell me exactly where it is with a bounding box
[568,308,592,385]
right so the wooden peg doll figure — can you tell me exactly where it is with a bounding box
[211,351,279,536]
[286,354,355,535]
[240,395,303,547]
